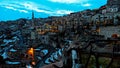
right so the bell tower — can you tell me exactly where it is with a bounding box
[32,11,35,27]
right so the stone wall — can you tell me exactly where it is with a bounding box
[99,26,120,38]
[107,0,120,6]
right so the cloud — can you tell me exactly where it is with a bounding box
[48,0,91,7]
[20,2,52,14]
[3,5,28,13]
[19,10,28,13]
[46,9,73,16]
[20,2,73,15]
[0,1,51,13]
[0,1,29,13]
[0,0,73,16]
[5,6,17,11]
[81,3,91,7]
[48,0,89,4]
[56,10,73,15]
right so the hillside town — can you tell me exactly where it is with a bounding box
[0,0,120,68]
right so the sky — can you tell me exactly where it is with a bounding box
[0,0,107,21]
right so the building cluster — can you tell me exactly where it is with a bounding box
[0,0,120,67]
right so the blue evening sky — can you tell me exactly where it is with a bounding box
[0,0,107,21]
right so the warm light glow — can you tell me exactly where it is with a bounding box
[96,28,100,33]
[112,34,119,38]
[32,61,36,65]
[28,48,34,60]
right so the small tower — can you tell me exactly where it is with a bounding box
[32,11,35,27]
[30,11,36,45]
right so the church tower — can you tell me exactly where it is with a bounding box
[32,11,35,27]
[30,11,36,45]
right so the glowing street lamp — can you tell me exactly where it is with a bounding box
[27,48,35,65]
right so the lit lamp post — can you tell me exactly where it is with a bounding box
[27,48,35,66]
